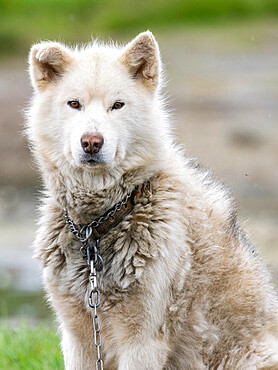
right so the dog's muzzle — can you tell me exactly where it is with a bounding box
[80,132,105,165]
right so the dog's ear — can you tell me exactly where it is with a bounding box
[29,42,73,91]
[119,31,161,91]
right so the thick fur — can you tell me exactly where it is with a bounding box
[27,32,278,369]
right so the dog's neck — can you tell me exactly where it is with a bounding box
[40,141,176,224]
[44,163,158,224]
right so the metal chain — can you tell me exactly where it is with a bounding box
[64,189,134,369]
[64,189,133,244]
[87,239,104,370]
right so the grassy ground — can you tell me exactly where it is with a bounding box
[0,323,63,369]
[1,0,278,57]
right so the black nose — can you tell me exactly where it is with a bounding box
[80,133,104,155]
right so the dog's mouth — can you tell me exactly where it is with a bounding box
[86,159,98,166]
[81,159,105,168]
[77,151,111,168]
[79,154,106,167]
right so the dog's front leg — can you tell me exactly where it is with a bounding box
[62,327,96,370]
[118,338,169,370]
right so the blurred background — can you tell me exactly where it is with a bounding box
[0,0,278,366]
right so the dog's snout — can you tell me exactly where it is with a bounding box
[81,133,104,155]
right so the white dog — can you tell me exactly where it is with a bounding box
[27,31,278,369]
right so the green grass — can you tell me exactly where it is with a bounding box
[0,323,63,369]
[0,0,278,57]
[0,290,61,369]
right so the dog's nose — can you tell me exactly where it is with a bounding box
[81,133,104,155]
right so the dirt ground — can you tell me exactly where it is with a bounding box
[0,21,277,295]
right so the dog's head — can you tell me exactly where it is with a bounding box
[28,32,169,182]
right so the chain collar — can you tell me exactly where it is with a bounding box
[64,187,137,245]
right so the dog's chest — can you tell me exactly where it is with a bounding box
[41,183,184,312]
[64,213,158,296]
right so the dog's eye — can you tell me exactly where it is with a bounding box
[111,101,125,110]
[67,100,81,110]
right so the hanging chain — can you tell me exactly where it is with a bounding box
[64,190,133,370]
[87,239,104,370]
[64,221,106,369]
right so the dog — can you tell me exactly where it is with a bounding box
[27,31,278,369]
